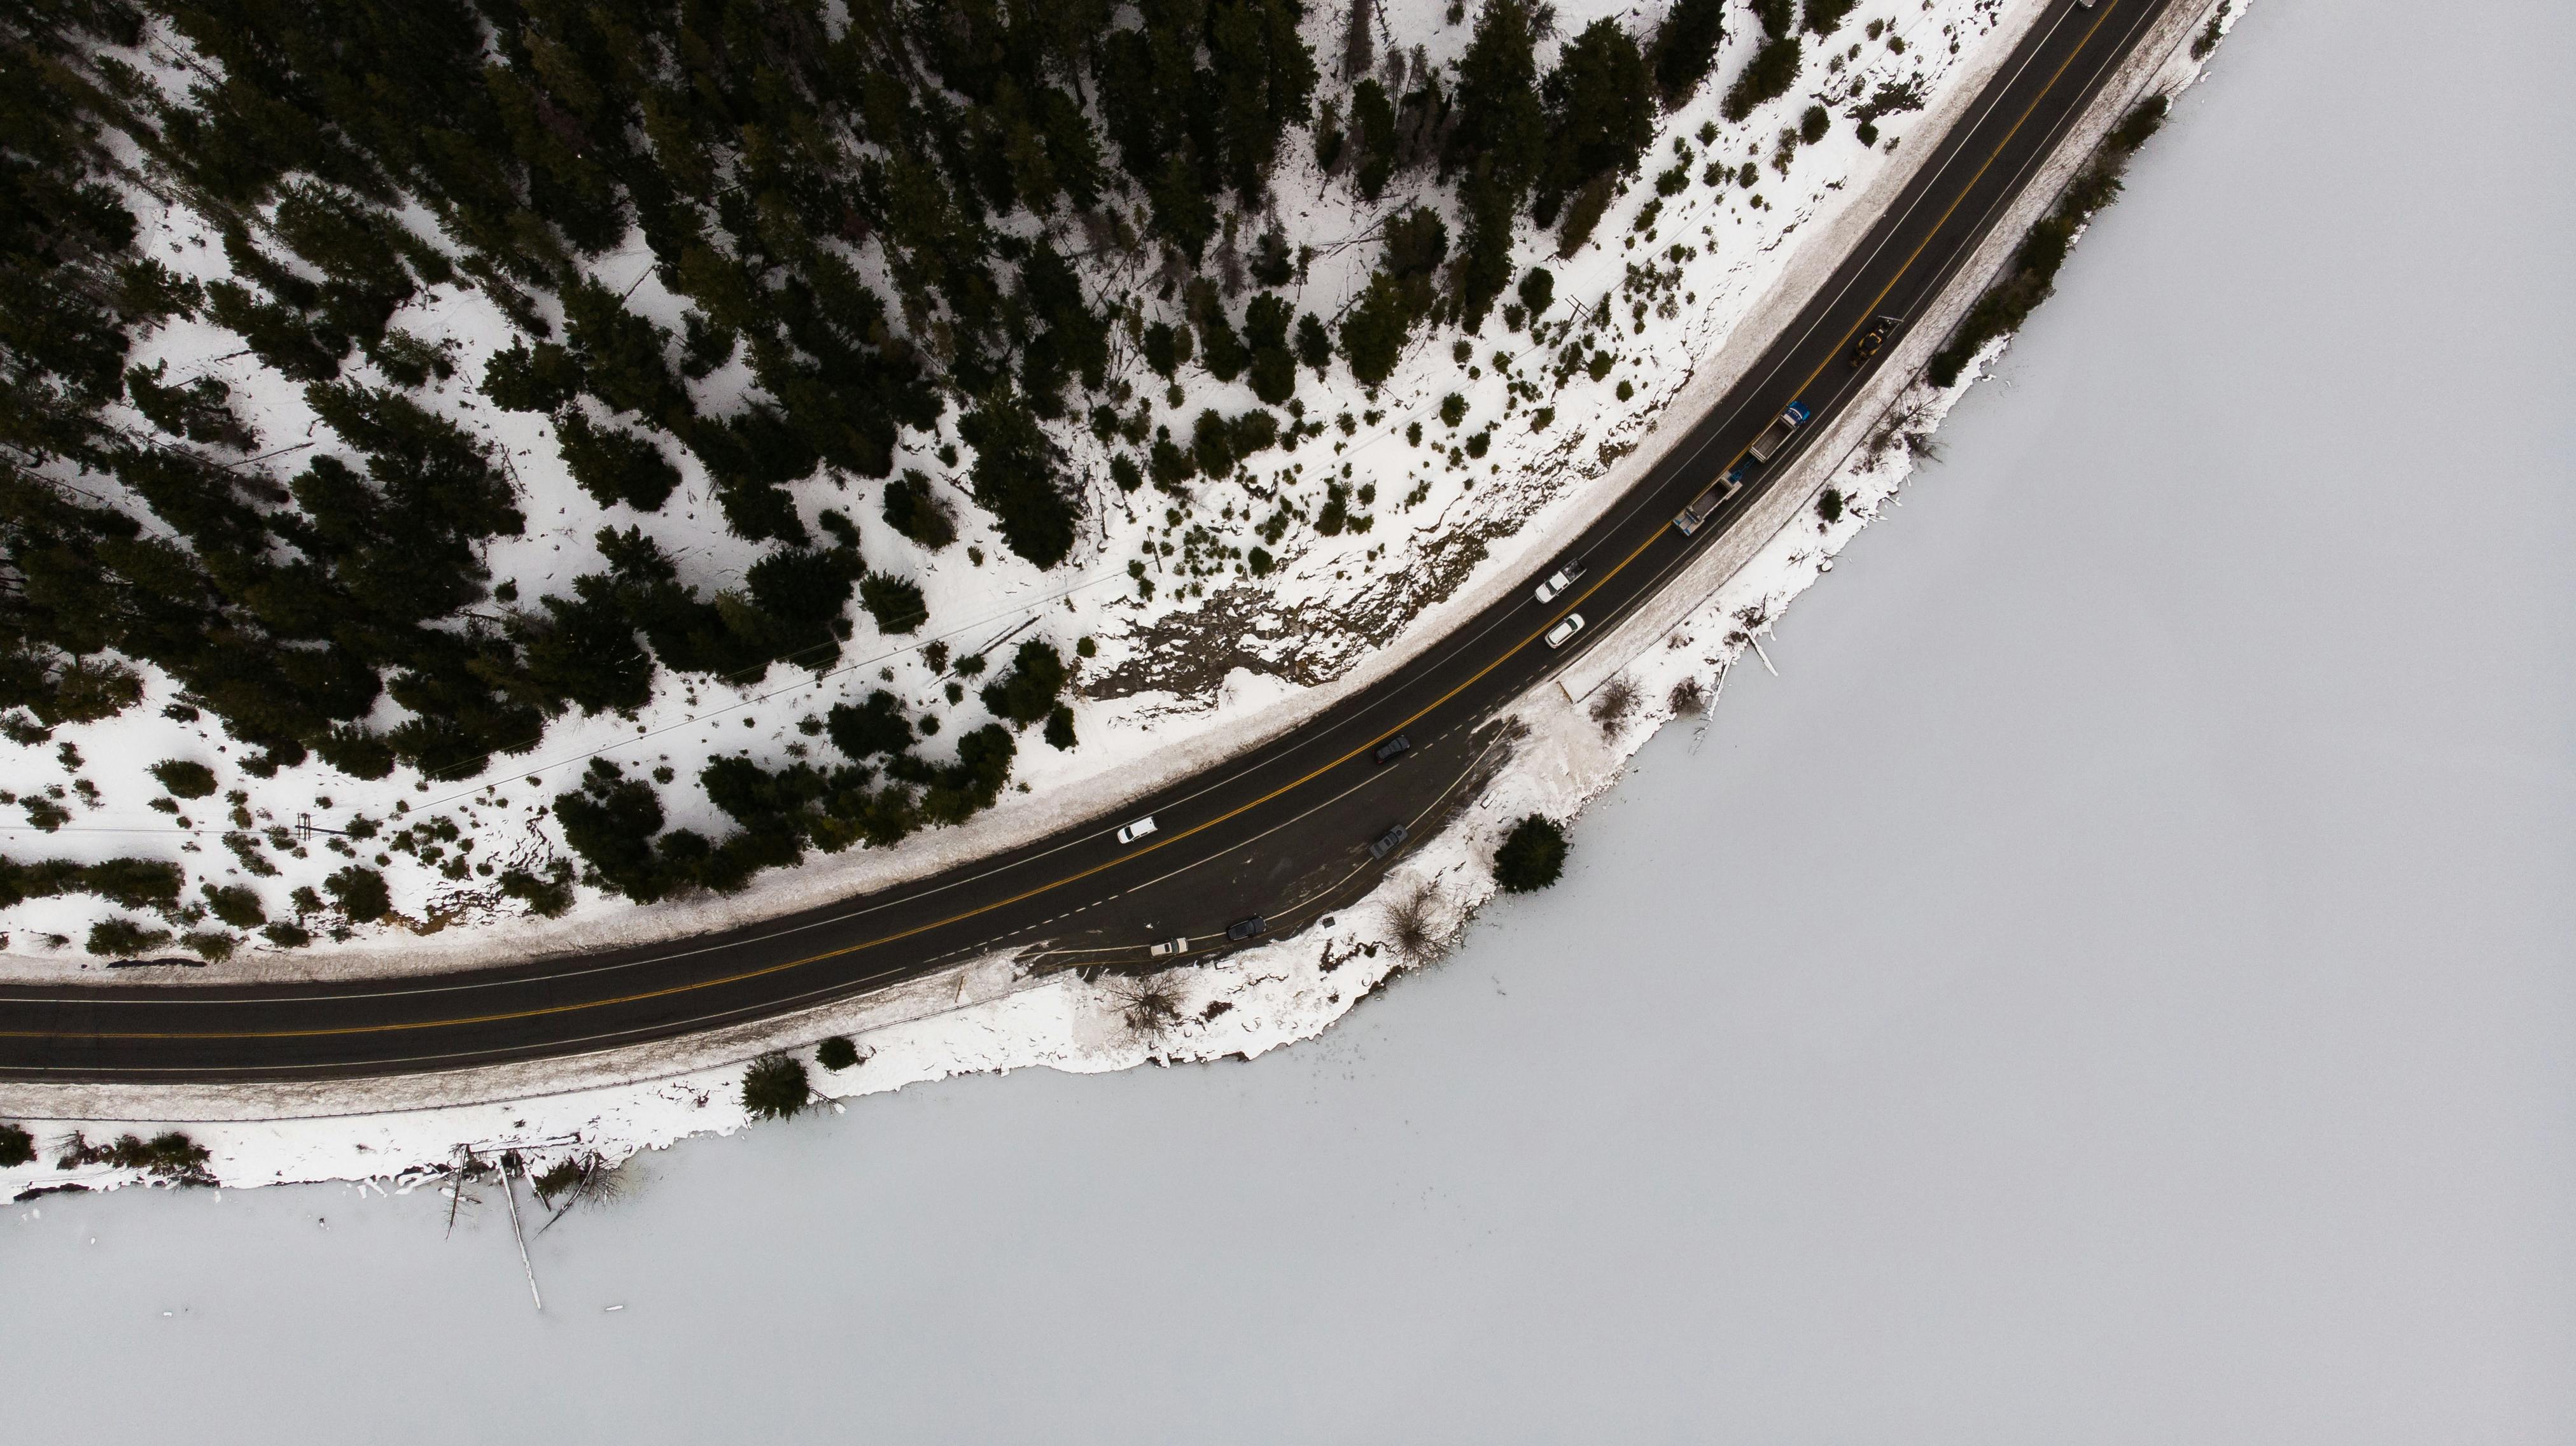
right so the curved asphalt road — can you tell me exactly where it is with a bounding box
[0,0,2174,1082]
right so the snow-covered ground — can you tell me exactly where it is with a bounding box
[0,0,2251,1193]
[3,0,2066,975]
[26,4,2575,1431]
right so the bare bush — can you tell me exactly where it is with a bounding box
[1112,976,1186,1038]
[1588,677,1639,736]
[1384,879,1446,964]
[1669,677,1708,717]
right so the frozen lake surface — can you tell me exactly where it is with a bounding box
[10,0,2573,1438]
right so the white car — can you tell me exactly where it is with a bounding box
[1147,937,1188,958]
[1532,556,1586,605]
[1543,614,1586,649]
[1115,815,1158,844]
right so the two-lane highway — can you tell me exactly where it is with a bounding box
[0,0,2176,1082]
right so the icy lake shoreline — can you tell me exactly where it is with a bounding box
[10,0,2575,1435]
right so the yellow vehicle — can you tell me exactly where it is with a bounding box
[1851,314,1902,367]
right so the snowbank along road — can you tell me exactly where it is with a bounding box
[0,0,2179,1083]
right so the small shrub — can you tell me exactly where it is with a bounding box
[200,883,266,927]
[87,918,172,957]
[1043,704,1077,751]
[1800,104,1830,144]
[1494,815,1569,894]
[530,1151,626,1212]
[1669,677,1708,716]
[1588,678,1639,735]
[150,759,219,799]
[183,930,235,962]
[1384,879,1445,964]
[262,921,312,948]
[860,573,928,634]
[498,860,577,917]
[981,639,1068,727]
[1116,977,1186,1037]
[1817,486,1845,523]
[0,1121,32,1167]
[1723,36,1803,122]
[815,1035,862,1071]
[741,1052,811,1120]
[324,865,391,922]
[531,1157,585,1202]
[2190,1,2230,59]
[1439,393,1468,427]
[57,1129,213,1181]
[881,470,957,550]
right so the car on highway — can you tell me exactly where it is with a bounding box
[1543,613,1586,649]
[1369,823,1408,860]
[1226,915,1266,941]
[1850,314,1902,366]
[1147,937,1189,958]
[1114,815,1158,844]
[1746,401,1812,462]
[1532,556,1586,605]
[1371,733,1412,765]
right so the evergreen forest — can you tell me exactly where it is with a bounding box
[0,0,1819,928]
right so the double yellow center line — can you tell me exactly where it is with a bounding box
[8,2,2126,1048]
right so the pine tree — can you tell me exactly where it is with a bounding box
[1651,0,1727,105]
[1444,0,1546,326]
[1537,21,1656,221]
[556,412,682,512]
[958,390,1076,568]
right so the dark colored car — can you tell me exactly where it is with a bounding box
[1371,733,1412,765]
[1226,915,1267,942]
[1850,314,1903,366]
[1369,824,1409,860]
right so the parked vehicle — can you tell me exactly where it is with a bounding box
[1115,815,1158,845]
[1369,823,1409,860]
[1371,733,1413,765]
[1147,937,1189,958]
[1746,400,1812,462]
[1532,556,1586,605]
[1543,613,1587,649]
[1226,915,1267,941]
[1850,314,1902,366]
[1674,463,1751,536]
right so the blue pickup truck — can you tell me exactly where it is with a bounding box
[1746,400,1813,462]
